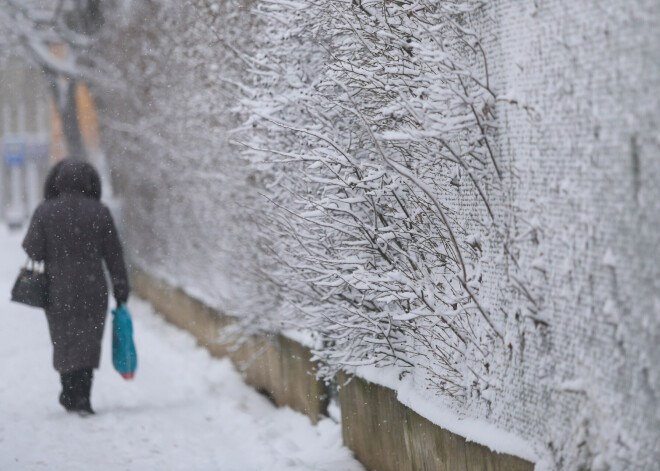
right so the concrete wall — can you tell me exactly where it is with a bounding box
[338,373,533,471]
[133,268,533,470]
[133,268,328,424]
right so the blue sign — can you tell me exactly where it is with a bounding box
[3,138,27,168]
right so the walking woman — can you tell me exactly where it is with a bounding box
[22,158,130,415]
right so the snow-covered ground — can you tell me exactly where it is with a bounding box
[0,226,363,471]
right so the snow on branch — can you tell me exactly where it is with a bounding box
[230,0,530,405]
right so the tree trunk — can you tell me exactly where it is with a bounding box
[44,69,88,160]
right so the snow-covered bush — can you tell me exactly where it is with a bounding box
[234,0,529,406]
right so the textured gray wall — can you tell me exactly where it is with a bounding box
[479,1,660,468]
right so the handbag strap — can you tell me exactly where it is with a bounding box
[24,258,44,273]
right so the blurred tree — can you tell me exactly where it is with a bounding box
[0,0,106,160]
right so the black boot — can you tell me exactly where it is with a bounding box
[59,372,77,412]
[72,369,95,416]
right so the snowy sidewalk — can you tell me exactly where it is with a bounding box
[0,227,363,471]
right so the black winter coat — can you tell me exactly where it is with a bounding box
[22,160,129,373]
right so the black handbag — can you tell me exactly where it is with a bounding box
[11,260,48,308]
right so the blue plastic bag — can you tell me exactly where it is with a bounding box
[112,304,138,380]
